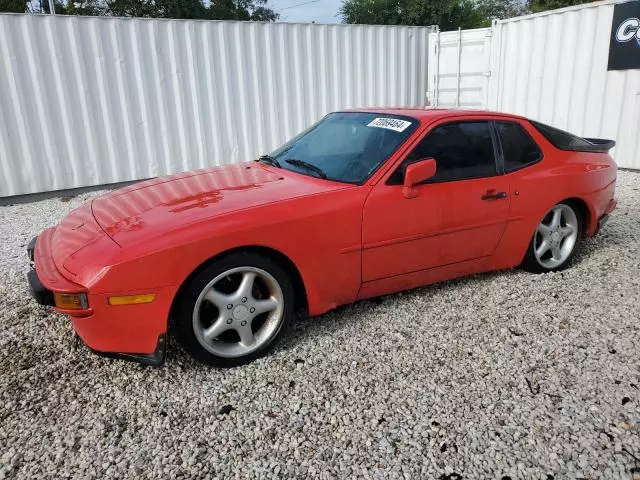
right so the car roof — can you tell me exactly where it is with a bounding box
[342,107,527,123]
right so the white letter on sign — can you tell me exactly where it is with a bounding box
[616,18,640,42]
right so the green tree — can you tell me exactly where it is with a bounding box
[156,0,208,19]
[340,0,488,30]
[105,0,162,17]
[0,0,29,12]
[2,0,277,20]
[528,0,598,13]
[61,0,106,14]
[206,0,278,21]
[248,2,278,21]
[103,0,279,19]
[478,0,526,20]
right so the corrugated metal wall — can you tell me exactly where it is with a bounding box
[488,0,640,169]
[0,14,433,197]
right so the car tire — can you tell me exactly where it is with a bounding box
[522,201,583,274]
[175,251,294,367]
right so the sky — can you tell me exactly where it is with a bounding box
[269,0,343,24]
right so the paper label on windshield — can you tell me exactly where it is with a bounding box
[367,117,412,133]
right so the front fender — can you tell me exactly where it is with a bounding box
[82,187,369,316]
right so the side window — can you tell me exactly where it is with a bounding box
[496,122,543,172]
[388,121,497,185]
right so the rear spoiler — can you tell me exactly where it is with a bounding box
[581,138,616,153]
[530,121,616,153]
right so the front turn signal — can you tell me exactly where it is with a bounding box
[108,294,156,306]
[54,292,89,310]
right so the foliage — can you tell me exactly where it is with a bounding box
[206,0,278,21]
[104,0,162,17]
[62,0,106,15]
[0,0,28,13]
[478,0,527,21]
[340,0,486,30]
[528,0,598,14]
[2,0,278,20]
[341,0,599,29]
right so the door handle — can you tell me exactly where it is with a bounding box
[481,190,507,200]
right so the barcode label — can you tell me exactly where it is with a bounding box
[367,117,412,132]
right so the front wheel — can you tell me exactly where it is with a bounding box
[522,202,582,273]
[175,252,294,367]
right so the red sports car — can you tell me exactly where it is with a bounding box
[28,109,617,367]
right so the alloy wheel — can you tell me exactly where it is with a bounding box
[533,204,579,269]
[192,266,284,358]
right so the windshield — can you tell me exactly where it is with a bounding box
[267,112,419,184]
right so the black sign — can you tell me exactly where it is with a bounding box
[608,1,640,70]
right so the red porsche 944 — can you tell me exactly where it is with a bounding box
[28,109,617,367]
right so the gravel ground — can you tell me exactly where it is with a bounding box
[1,172,639,480]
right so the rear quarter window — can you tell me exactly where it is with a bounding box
[495,122,543,172]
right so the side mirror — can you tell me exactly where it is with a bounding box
[403,158,436,199]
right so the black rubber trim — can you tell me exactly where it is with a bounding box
[594,213,611,236]
[27,236,37,262]
[27,236,56,307]
[89,334,166,367]
[27,269,55,307]
[489,121,505,175]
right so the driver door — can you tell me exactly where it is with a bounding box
[361,182,443,282]
[361,120,509,282]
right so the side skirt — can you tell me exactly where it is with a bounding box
[356,257,493,301]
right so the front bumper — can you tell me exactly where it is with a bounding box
[27,268,55,307]
[88,334,167,367]
[27,236,55,307]
[27,235,166,367]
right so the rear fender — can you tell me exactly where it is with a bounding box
[490,193,599,270]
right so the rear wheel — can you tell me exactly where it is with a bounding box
[175,252,294,367]
[522,202,582,273]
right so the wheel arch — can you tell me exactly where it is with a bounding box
[516,196,593,268]
[169,245,309,325]
[562,196,594,236]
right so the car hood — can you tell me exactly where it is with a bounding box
[91,162,347,247]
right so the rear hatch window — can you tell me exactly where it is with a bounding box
[531,121,615,153]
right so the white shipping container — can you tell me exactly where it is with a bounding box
[428,27,493,108]
[428,0,640,170]
[488,0,640,170]
[0,14,434,197]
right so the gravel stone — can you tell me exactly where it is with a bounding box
[1,172,640,479]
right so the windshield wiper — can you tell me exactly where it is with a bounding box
[257,154,281,168]
[285,159,328,179]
